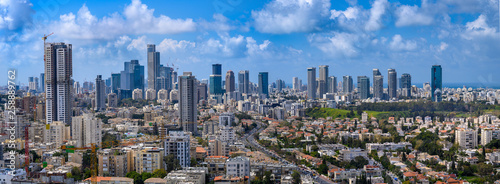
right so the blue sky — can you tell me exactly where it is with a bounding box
[1,0,499,87]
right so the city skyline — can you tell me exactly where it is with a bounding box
[1,0,500,87]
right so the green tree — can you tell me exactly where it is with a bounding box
[478,163,494,176]
[164,155,181,173]
[126,171,143,184]
[318,163,329,175]
[292,170,301,184]
[264,171,272,184]
[152,169,167,178]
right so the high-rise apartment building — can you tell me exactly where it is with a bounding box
[179,72,198,135]
[431,65,442,102]
[455,129,477,149]
[373,69,383,100]
[225,70,235,93]
[163,132,191,168]
[343,76,353,93]
[72,113,102,148]
[44,42,72,125]
[238,70,250,94]
[328,76,337,93]
[292,77,300,91]
[388,69,397,99]
[147,44,160,91]
[318,65,329,98]
[95,75,106,111]
[307,67,316,99]
[401,73,411,97]
[357,76,370,99]
[98,148,128,177]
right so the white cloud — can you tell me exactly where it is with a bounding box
[462,14,497,40]
[395,5,433,27]
[199,14,236,32]
[127,35,147,51]
[389,34,417,51]
[330,7,359,20]
[157,38,195,53]
[251,0,331,34]
[0,0,34,30]
[365,0,388,31]
[308,32,369,58]
[438,42,448,52]
[52,0,196,41]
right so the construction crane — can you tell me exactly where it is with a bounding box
[60,141,119,184]
[61,144,98,184]
[42,32,54,45]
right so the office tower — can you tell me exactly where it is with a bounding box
[179,72,198,135]
[95,75,106,111]
[120,60,144,91]
[147,44,160,91]
[276,79,285,92]
[431,65,442,102]
[388,69,397,99]
[373,69,384,100]
[157,65,173,91]
[292,77,299,91]
[401,73,412,97]
[210,64,223,95]
[318,65,329,97]
[108,93,118,107]
[258,72,269,97]
[343,76,353,93]
[328,76,337,93]
[307,67,316,99]
[225,70,235,93]
[72,114,102,148]
[357,76,370,99]
[44,42,72,125]
[39,73,45,92]
[238,70,250,94]
[111,73,121,93]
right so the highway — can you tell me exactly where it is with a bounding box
[241,121,335,184]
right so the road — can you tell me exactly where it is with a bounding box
[241,121,335,184]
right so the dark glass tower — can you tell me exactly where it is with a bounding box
[431,65,442,102]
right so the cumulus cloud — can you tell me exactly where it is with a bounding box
[395,5,433,27]
[127,35,147,51]
[365,0,388,31]
[308,32,370,58]
[462,14,497,40]
[251,0,331,34]
[199,14,236,32]
[53,0,196,41]
[157,38,195,53]
[389,34,417,51]
[0,0,34,30]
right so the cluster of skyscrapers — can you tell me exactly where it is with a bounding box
[305,65,442,102]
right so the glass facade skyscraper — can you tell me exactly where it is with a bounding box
[431,65,442,102]
[258,72,268,97]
